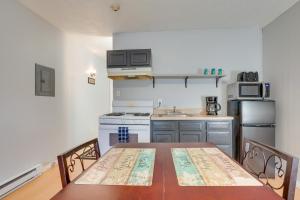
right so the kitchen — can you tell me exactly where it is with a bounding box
[1,0,300,200]
[99,28,267,159]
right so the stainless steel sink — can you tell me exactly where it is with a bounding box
[158,112,192,117]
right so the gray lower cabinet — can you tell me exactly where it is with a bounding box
[179,121,206,143]
[151,120,233,157]
[152,131,179,143]
[152,121,179,142]
[215,145,232,156]
[207,121,233,156]
[152,121,178,131]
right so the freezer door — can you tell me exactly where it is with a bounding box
[241,101,275,124]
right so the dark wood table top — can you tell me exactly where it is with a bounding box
[51,143,283,200]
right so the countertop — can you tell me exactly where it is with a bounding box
[151,114,234,121]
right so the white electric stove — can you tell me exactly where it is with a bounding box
[99,100,153,154]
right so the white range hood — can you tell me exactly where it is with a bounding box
[107,67,152,78]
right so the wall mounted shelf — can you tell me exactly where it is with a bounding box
[151,75,225,88]
[108,74,225,88]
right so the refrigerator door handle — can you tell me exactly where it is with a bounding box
[241,124,276,128]
[262,82,266,99]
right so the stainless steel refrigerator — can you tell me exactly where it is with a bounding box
[227,100,276,161]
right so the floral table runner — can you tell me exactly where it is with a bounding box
[75,148,156,186]
[172,148,262,186]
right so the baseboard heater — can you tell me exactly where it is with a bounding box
[0,165,41,198]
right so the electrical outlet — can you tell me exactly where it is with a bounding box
[116,90,121,97]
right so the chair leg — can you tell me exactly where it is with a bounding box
[57,155,69,188]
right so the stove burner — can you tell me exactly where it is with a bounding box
[133,113,150,117]
[105,112,125,116]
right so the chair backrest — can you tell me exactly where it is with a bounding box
[57,138,100,188]
[241,138,298,200]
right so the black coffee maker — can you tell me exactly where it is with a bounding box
[206,96,221,115]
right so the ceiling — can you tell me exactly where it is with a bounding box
[19,0,299,36]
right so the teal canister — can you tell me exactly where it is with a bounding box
[211,68,216,75]
[218,68,223,76]
[203,68,209,75]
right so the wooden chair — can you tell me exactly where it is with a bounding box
[241,138,298,200]
[57,138,100,188]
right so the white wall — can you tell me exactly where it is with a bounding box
[0,0,111,183]
[113,28,262,113]
[62,33,112,147]
[263,1,300,175]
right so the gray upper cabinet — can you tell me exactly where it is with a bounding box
[107,50,127,67]
[107,49,151,68]
[129,49,151,67]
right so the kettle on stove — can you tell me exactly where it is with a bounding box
[206,96,221,115]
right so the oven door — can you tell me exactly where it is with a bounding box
[238,83,263,99]
[99,124,150,154]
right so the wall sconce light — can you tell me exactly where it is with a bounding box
[111,3,120,12]
[88,72,96,85]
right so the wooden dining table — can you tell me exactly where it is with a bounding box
[51,143,284,200]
